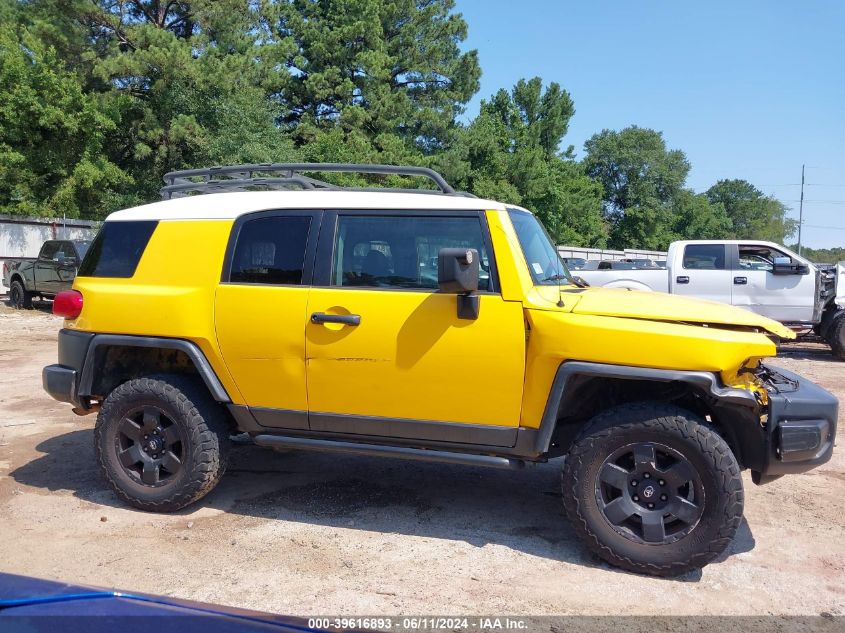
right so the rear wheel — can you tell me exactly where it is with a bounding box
[95,375,230,512]
[9,280,32,309]
[561,403,743,576]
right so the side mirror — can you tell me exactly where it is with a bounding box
[438,247,480,320]
[772,256,809,275]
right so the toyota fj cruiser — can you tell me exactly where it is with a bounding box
[43,164,838,576]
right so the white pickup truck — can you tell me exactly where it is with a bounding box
[575,240,845,358]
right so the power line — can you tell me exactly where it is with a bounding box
[802,224,845,231]
[783,199,845,204]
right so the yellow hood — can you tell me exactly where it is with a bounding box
[567,287,796,339]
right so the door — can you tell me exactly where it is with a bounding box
[34,241,61,294]
[305,211,526,443]
[214,211,319,428]
[670,243,732,304]
[731,243,815,323]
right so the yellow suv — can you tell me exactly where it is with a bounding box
[42,163,837,576]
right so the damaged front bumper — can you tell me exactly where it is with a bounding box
[751,365,838,482]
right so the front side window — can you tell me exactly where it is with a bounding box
[682,244,726,270]
[737,245,790,272]
[331,215,492,290]
[78,221,158,278]
[229,215,311,285]
[507,209,570,285]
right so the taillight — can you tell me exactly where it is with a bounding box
[53,290,84,319]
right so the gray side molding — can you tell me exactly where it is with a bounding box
[535,361,759,454]
[78,334,230,402]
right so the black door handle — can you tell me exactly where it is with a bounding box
[311,312,361,326]
[676,276,690,284]
[733,276,747,285]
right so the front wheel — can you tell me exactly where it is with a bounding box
[561,403,743,576]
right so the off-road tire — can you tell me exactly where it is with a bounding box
[561,402,743,576]
[95,375,230,512]
[9,280,32,309]
[827,314,845,361]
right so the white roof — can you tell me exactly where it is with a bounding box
[106,190,508,221]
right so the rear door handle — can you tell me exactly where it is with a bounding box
[310,312,361,326]
[733,276,747,285]
[676,276,690,284]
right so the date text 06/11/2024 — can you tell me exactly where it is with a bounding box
[307,617,530,630]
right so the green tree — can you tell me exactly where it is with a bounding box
[0,19,131,218]
[24,0,297,203]
[583,126,690,249]
[272,0,480,155]
[440,78,607,246]
[672,191,733,240]
[789,245,845,264]
[706,179,797,243]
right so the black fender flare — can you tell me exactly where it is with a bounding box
[9,272,27,290]
[534,361,759,454]
[78,334,231,403]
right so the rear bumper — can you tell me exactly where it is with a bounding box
[757,366,838,478]
[42,365,78,406]
[42,329,95,409]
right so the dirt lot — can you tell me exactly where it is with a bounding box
[0,303,843,617]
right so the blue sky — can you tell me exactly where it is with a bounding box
[456,1,845,249]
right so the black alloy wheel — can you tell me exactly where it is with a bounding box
[561,402,744,576]
[595,441,704,545]
[115,405,185,486]
[95,375,230,512]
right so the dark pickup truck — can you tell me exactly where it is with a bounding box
[3,240,90,309]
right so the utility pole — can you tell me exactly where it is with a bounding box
[797,164,805,255]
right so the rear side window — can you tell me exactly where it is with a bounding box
[228,216,311,285]
[39,242,60,260]
[78,221,158,278]
[682,244,726,270]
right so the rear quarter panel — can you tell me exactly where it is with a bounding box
[67,219,244,402]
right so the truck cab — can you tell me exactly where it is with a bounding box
[668,240,822,324]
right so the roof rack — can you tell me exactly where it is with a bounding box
[160,163,472,199]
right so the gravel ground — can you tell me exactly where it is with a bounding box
[0,303,843,617]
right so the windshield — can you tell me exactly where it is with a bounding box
[507,209,572,285]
